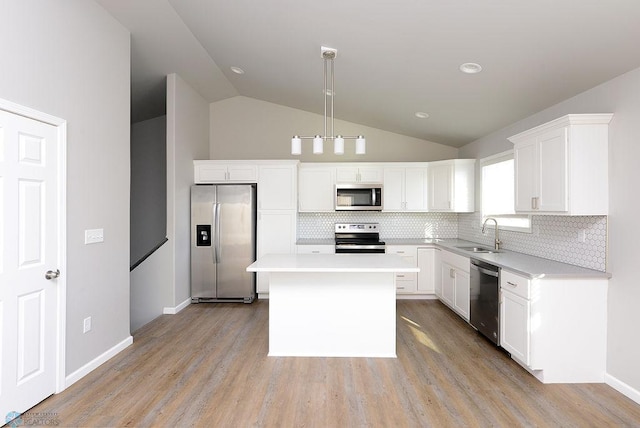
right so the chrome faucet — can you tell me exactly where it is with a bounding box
[482,217,502,250]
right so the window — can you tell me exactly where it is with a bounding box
[480,150,531,233]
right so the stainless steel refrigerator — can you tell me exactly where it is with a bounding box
[190,184,256,303]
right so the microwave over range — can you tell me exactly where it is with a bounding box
[335,183,383,211]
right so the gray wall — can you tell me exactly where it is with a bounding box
[210,96,459,161]
[0,1,131,374]
[130,115,166,267]
[167,73,210,308]
[459,66,640,396]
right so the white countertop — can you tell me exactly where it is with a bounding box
[296,238,610,279]
[247,254,420,273]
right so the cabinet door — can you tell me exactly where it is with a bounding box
[537,127,568,212]
[383,168,405,211]
[298,168,335,212]
[453,270,470,320]
[359,167,383,183]
[256,210,296,293]
[227,164,258,182]
[258,165,296,210]
[440,261,455,306]
[500,289,530,365]
[404,168,428,211]
[417,248,437,294]
[429,163,453,211]
[335,167,359,183]
[514,139,537,211]
[196,165,228,183]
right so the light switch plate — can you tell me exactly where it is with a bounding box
[85,228,104,244]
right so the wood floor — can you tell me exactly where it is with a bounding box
[29,300,640,427]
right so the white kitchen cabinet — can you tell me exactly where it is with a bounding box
[258,163,297,210]
[194,161,257,183]
[336,165,383,183]
[387,245,418,294]
[383,166,428,212]
[508,113,612,215]
[256,210,296,295]
[296,244,334,254]
[417,247,439,294]
[438,249,470,320]
[428,159,475,212]
[298,164,335,212]
[499,269,608,383]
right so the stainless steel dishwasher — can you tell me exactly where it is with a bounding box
[470,259,500,346]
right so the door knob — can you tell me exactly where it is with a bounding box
[45,269,60,280]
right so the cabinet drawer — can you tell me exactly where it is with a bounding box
[500,269,531,299]
[440,249,470,273]
[296,245,334,254]
[395,279,417,294]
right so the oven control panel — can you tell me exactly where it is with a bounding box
[335,223,379,232]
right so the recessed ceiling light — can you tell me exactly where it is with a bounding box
[230,66,245,75]
[459,62,482,74]
[415,112,430,119]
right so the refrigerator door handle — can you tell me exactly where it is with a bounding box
[214,202,221,263]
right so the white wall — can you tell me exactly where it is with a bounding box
[166,74,210,308]
[210,96,458,162]
[459,66,640,398]
[0,1,131,374]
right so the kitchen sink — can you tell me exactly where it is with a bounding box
[455,246,501,253]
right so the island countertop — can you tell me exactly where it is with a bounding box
[246,253,420,273]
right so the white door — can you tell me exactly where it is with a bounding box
[537,127,568,212]
[428,163,453,211]
[0,108,60,420]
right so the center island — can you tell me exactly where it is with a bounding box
[246,253,419,358]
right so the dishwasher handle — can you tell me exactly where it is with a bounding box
[470,263,499,277]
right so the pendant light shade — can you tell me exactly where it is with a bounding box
[334,135,344,155]
[313,135,323,154]
[290,46,366,156]
[355,136,366,155]
[291,136,302,155]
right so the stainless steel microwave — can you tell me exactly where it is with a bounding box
[335,183,383,211]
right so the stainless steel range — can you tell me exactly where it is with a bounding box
[334,223,386,253]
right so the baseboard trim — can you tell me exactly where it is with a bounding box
[163,298,190,315]
[64,335,133,389]
[605,373,640,405]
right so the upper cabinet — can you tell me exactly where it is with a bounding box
[298,164,336,212]
[383,165,429,212]
[335,165,383,183]
[508,114,613,215]
[257,163,297,210]
[194,161,257,183]
[428,159,475,212]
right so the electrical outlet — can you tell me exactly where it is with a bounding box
[578,229,587,243]
[85,228,104,244]
[83,316,92,333]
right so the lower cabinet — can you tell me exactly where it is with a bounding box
[387,245,417,294]
[499,269,608,383]
[437,249,470,320]
[417,247,440,294]
[256,210,296,295]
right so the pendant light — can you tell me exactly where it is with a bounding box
[291,47,366,155]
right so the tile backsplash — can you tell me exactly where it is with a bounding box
[298,212,458,240]
[458,212,607,271]
[298,211,607,272]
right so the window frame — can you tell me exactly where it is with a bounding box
[480,150,532,233]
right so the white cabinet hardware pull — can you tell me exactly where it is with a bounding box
[506,281,517,287]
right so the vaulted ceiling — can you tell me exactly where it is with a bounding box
[97,0,640,147]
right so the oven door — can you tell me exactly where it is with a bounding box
[335,243,386,254]
[335,184,383,211]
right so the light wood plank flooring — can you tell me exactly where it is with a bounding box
[28,300,640,427]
